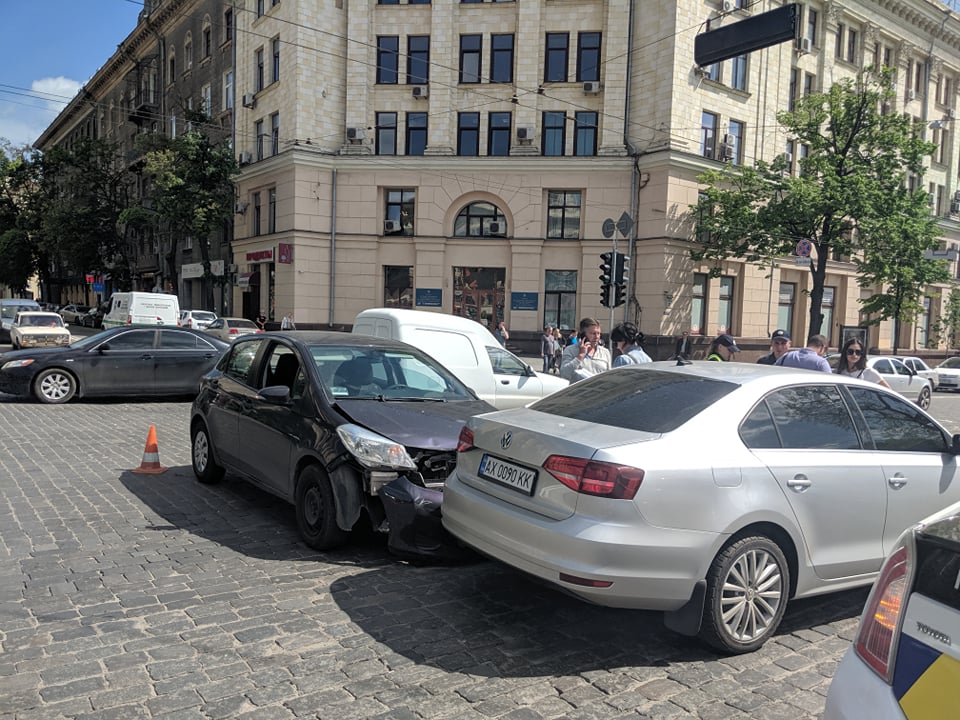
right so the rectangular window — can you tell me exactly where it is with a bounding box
[718,276,735,334]
[377,37,400,84]
[203,27,212,58]
[407,36,430,85]
[805,8,817,46]
[268,188,277,234]
[224,70,234,110]
[255,48,265,91]
[728,119,745,165]
[376,112,397,155]
[385,189,416,236]
[169,54,175,81]
[785,139,795,174]
[574,112,597,156]
[701,111,717,158]
[384,266,414,308]
[460,35,482,83]
[730,55,747,91]
[457,112,480,155]
[788,68,798,111]
[257,0,265,17]
[406,112,427,155]
[576,32,601,82]
[201,84,212,116]
[798,143,809,174]
[835,23,844,58]
[542,111,566,156]
[821,286,835,344]
[488,112,511,156]
[546,190,581,239]
[252,192,262,236]
[691,273,707,335]
[846,29,857,63]
[915,62,923,92]
[224,9,233,43]
[803,72,815,96]
[255,119,265,160]
[705,63,721,82]
[490,34,514,83]
[544,270,578,331]
[777,282,795,338]
[271,113,280,155]
[544,33,569,83]
[918,296,931,347]
[272,37,281,83]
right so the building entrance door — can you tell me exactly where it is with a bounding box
[452,267,505,331]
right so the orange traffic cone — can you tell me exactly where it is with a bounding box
[132,425,168,475]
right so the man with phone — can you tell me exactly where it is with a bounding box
[560,317,612,383]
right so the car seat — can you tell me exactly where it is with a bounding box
[334,357,375,394]
[270,353,300,390]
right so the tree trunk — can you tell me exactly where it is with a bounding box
[807,246,829,339]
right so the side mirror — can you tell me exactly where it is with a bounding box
[260,385,292,404]
[952,434,960,455]
[97,343,110,353]
[524,364,536,376]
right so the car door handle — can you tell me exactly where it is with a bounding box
[500,379,510,385]
[888,473,908,490]
[787,475,812,492]
[140,354,154,360]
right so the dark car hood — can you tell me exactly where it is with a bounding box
[335,398,493,450]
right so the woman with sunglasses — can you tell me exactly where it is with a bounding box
[836,337,891,388]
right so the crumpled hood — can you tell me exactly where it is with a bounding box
[335,398,494,450]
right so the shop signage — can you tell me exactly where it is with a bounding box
[415,288,442,307]
[510,292,539,311]
[246,249,274,262]
[181,263,204,279]
[278,243,293,264]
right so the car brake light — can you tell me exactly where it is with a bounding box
[457,426,475,453]
[543,455,644,500]
[854,544,910,682]
[229,328,238,334]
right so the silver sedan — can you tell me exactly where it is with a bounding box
[442,361,960,654]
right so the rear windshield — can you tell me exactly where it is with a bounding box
[529,368,738,433]
[230,319,258,329]
[191,311,217,321]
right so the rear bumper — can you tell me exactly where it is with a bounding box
[441,469,720,611]
[824,648,903,719]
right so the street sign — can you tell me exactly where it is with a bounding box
[601,218,616,239]
[616,212,634,238]
[796,239,812,257]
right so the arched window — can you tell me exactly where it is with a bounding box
[184,32,193,71]
[453,201,506,237]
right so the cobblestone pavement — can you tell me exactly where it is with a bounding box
[0,398,869,720]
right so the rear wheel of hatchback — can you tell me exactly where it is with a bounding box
[191,420,225,484]
[699,535,790,654]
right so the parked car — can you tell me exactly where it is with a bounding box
[935,356,960,391]
[180,310,218,330]
[893,355,939,390]
[823,500,960,719]
[58,304,91,324]
[190,332,495,556]
[442,361,960,653]
[204,317,262,341]
[10,312,71,350]
[78,302,109,329]
[827,354,933,409]
[352,308,568,409]
[0,327,228,403]
[0,298,42,342]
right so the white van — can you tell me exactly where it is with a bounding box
[102,292,181,329]
[352,308,568,409]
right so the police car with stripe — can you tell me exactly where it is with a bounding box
[824,500,960,719]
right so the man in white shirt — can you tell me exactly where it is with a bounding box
[281,312,296,330]
[560,317,612,382]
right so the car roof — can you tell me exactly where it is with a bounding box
[243,330,432,353]
[17,311,61,317]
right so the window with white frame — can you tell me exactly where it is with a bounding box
[701,111,718,159]
[271,113,280,155]
[224,70,234,110]
[255,48,265,91]
[718,276,735,333]
[272,37,280,84]
[184,33,193,71]
[385,189,416,236]
[728,120,745,165]
[777,283,795,338]
[201,84,211,116]
[691,273,707,335]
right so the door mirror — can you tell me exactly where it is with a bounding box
[259,385,292,405]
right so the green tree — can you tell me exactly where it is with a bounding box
[0,140,41,294]
[691,69,937,339]
[133,120,237,307]
[935,286,960,350]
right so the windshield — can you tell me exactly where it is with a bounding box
[529,367,738,433]
[308,344,476,401]
[20,314,64,328]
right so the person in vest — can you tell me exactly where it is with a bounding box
[611,322,652,366]
[707,334,740,361]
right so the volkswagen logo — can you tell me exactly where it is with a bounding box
[500,431,512,449]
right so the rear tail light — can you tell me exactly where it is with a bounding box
[229,328,239,335]
[457,426,475,453]
[543,455,644,500]
[854,544,911,682]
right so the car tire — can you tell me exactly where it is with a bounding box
[33,368,77,404]
[191,420,225,484]
[916,385,932,410]
[11,338,19,349]
[699,535,789,654]
[295,465,348,551]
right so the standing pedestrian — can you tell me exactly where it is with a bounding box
[756,329,791,365]
[674,330,692,360]
[775,334,831,372]
[836,337,891,387]
[707,334,740,361]
[281,312,296,330]
[560,317,612,382]
[611,322,652,366]
[540,325,556,374]
[255,313,267,331]
[494,321,509,347]
[552,327,563,373]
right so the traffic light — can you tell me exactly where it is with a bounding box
[613,282,627,307]
[600,284,613,307]
[599,251,616,285]
[615,253,630,286]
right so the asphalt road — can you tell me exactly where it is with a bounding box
[3,340,960,719]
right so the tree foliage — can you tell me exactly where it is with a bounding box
[0,140,40,293]
[690,69,941,339]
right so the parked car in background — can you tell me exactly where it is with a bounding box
[204,317,261,341]
[10,312,71,349]
[78,302,109,328]
[180,310,218,330]
[102,292,180,328]
[935,356,960,391]
[57,304,90,325]
[352,308,568,409]
[865,356,934,409]
[443,361,960,653]
[0,298,42,342]
[0,326,228,403]
[893,356,939,390]
[823,500,960,719]
[190,332,495,557]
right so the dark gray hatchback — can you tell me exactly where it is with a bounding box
[190,331,495,557]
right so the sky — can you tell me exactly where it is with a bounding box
[0,0,143,147]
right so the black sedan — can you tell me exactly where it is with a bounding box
[190,331,495,557]
[0,327,229,403]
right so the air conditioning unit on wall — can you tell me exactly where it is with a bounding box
[720,144,735,161]
[488,221,506,236]
[346,127,366,142]
[516,126,535,141]
[582,81,602,94]
[799,37,812,53]
[241,93,256,108]
[238,151,252,165]
[411,85,429,99]
[384,219,402,234]
[907,88,916,101]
